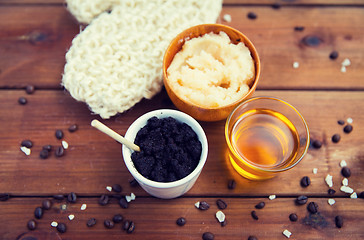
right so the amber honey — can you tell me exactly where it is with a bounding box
[227,108,300,180]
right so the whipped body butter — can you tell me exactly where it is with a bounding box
[166,31,255,108]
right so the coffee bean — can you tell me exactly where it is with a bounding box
[202,232,215,240]
[129,179,139,187]
[199,201,210,210]
[18,97,27,105]
[39,149,49,159]
[104,219,114,229]
[338,119,345,125]
[228,179,236,189]
[307,202,318,214]
[55,146,64,157]
[341,167,351,178]
[343,124,353,133]
[127,221,135,234]
[300,176,311,187]
[112,184,122,193]
[25,85,35,94]
[34,207,43,219]
[328,189,336,195]
[113,214,123,223]
[247,12,257,20]
[312,139,322,149]
[27,219,37,230]
[86,218,97,227]
[335,215,343,228]
[294,26,305,31]
[119,197,128,209]
[216,199,227,210]
[255,202,265,209]
[289,213,298,222]
[176,217,186,226]
[332,134,341,143]
[248,236,258,240]
[123,220,130,230]
[301,35,321,47]
[55,130,64,140]
[98,194,109,206]
[42,145,52,152]
[53,194,65,200]
[67,192,77,203]
[42,199,52,210]
[251,210,259,220]
[0,193,10,201]
[329,51,339,60]
[57,223,67,233]
[21,140,33,148]
[68,124,78,133]
[358,191,364,199]
[296,195,308,205]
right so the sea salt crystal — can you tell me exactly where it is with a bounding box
[350,192,357,199]
[223,14,232,22]
[269,195,276,200]
[340,160,347,167]
[293,62,299,69]
[325,174,333,188]
[20,146,31,156]
[340,65,347,73]
[347,117,353,124]
[215,210,226,223]
[283,229,292,238]
[106,186,112,192]
[62,140,69,149]
[195,201,200,209]
[328,199,336,205]
[68,214,75,221]
[313,168,318,174]
[342,178,348,186]
[125,193,136,203]
[130,192,136,200]
[342,58,351,67]
[80,204,87,210]
[125,195,132,203]
[340,185,354,194]
[51,221,58,227]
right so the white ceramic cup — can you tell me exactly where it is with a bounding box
[122,109,208,199]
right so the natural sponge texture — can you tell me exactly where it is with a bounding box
[62,0,222,119]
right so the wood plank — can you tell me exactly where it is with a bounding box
[0,6,363,89]
[1,197,363,240]
[0,89,363,196]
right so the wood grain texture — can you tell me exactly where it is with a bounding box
[1,197,363,240]
[1,89,363,196]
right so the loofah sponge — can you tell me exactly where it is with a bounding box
[62,0,222,119]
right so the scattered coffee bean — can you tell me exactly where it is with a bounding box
[55,146,64,157]
[42,145,52,152]
[294,26,305,31]
[343,124,353,133]
[332,134,341,143]
[119,198,128,209]
[127,221,135,234]
[21,140,33,148]
[86,218,97,227]
[335,215,343,228]
[34,207,43,219]
[300,176,311,187]
[55,130,64,140]
[199,201,210,210]
[113,214,123,223]
[341,167,351,178]
[216,199,227,210]
[27,219,37,230]
[104,219,114,229]
[307,202,318,214]
[68,124,78,133]
[338,119,345,125]
[112,184,122,193]
[176,217,186,226]
[202,232,215,240]
[53,194,65,200]
[18,97,27,105]
[98,194,109,206]
[296,195,308,205]
[251,210,259,220]
[39,149,49,159]
[247,12,257,20]
[289,213,298,222]
[67,192,77,203]
[248,236,258,240]
[42,199,52,210]
[129,178,139,187]
[57,223,67,233]
[301,35,321,47]
[0,193,10,201]
[328,189,336,195]
[358,191,364,199]
[329,51,339,60]
[228,179,236,189]
[123,220,130,230]
[25,85,35,94]
[255,202,265,209]
[312,139,322,149]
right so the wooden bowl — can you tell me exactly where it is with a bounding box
[163,24,260,122]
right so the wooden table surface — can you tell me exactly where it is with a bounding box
[1,0,364,239]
